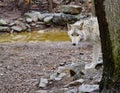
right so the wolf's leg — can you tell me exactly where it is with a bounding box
[85,42,101,69]
[93,42,101,64]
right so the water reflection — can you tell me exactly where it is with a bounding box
[0,31,70,43]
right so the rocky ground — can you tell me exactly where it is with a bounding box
[0,42,102,93]
[0,1,102,93]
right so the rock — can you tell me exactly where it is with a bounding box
[50,73,57,80]
[11,26,23,32]
[57,66,66,73]
[38,13,52,21]
[82,68,99,80]
[0,73,4,76]
[24,11,40,22]
[36,90,48,93]
[57,73,66,78]
[85,60,103,70]
[0,26,10,32]
[52,13,65,25]
[75,13,89,20]
[55,77,62,81]
[52,13,66,25]
[64,79,84,87]
[65,88,78,93]
[60,5,82,14]
[78,84,99,92]
[65,62,85,73]
[43,16,53,23]
[50,72,66,81]
[64,62,85,80]
[38,30,45,33]
[59,62,66,66]
[0,19,8,26]
[55,72,66,81]
[26,18,33,23]
[38,14,45,21]
[61,14,78,23]
[10,21,28,32]
[38,77,48,88]
[9,22,16,26]
[30,23,36,26]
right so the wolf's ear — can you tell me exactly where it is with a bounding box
[67,24,72,30]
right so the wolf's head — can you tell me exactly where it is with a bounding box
[67,21,85,46]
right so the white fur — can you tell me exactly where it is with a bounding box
[68,17,101,69]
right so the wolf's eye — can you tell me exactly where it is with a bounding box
[76,34,79,36]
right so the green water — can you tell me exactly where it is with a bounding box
[0,31,70,43]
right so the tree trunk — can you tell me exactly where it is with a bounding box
[94,0,120,93]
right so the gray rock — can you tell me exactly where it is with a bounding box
[85,60,103,70]
[38,77,48,88]
[50,73,57,80]
[57,66,66,73]
[55,77,62,81]
[24,11,40,22]
[43,16,53,23]
[52,13,64,25]
[9,22,16,26]
[55,72,66,81]
[0,26,10,32]
[15,20,27,30]
[11,26,23,32]
[60,5,82,14]
[79,84,99,92]
[26,18,33,23]
[58,72,66,78]
[34,12,52,21]
[65,62,85,73]
[65,88,78,93]
[30,23,36,26]
[38,30,45,33]
[61,14,78,23]
[36,90,48,93]
[64,62,85,80]
[50,72,66,81]
[0,19,8,26]
[52,13,77,25]
[64,79,84,87]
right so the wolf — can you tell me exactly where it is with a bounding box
[67,17,101,69]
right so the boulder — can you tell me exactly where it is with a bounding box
[60,5,82,14]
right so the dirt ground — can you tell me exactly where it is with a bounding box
[0,42,97,93]
[0,3,102,93]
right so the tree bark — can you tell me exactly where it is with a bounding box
[94,0,120,93]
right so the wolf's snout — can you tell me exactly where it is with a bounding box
[72,43,76,46]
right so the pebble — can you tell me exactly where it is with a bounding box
[38,77,48,88]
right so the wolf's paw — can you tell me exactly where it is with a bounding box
[85,63,97,69]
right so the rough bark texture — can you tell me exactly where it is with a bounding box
[94,0,120,93]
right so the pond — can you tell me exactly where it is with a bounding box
[0,31,70,43]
